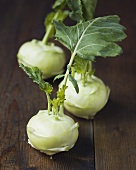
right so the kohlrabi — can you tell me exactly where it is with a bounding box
[53,15,126,119]
[18,40,65,79]
[20,64,79,155]
[17,2,68,79]
[27,110,78,156]
[60,73,110,119]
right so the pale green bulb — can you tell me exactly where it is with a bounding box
[27,110,79,155]
[60,73,110,119]
[17,40,66,79]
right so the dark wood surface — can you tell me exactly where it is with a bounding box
[0,0,136,169]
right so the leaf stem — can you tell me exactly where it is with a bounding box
[60,51,77,113]
[46,92,51,114]
[42,10,61,45]
[63,51,77,86]
[88,61,92,73]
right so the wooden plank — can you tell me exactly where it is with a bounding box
[94,0,136,170]
[0,0,95,169]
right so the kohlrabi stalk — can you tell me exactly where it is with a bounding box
[57,51,77,113]
[63,52,76,86]
[42,10,62,45]
[46,92,51,114]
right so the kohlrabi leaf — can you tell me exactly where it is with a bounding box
[53,74,65,82]
[57,85,67,104]
[66,0,98,22]
[66,0,84,22]
[52,0,66,10]
[52,85,67,113]
[45,10,68,39]
[19,64,53,94]
[54,15,127,61]
[81,0,98,20]
[73,56,89,74]
[68,74,79,93]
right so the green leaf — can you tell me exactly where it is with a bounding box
[68,74,79,93]
[57,85,67,104]
[52,0,66,10]
[66,0,84,22]
[81,0,98,20]
[52,0,97,22]
[19,64,53,94]
[54,15,127,61]
[66,0,98,22]
[73,56,89,74]
[52,85,67,113]
[53,74,65,82]
[45,10,68,39]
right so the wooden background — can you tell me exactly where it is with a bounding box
[0,0,136,169]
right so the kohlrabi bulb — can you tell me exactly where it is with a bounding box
[60,73,110,119]
[17,39,66,79]
[27,110,79,155]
